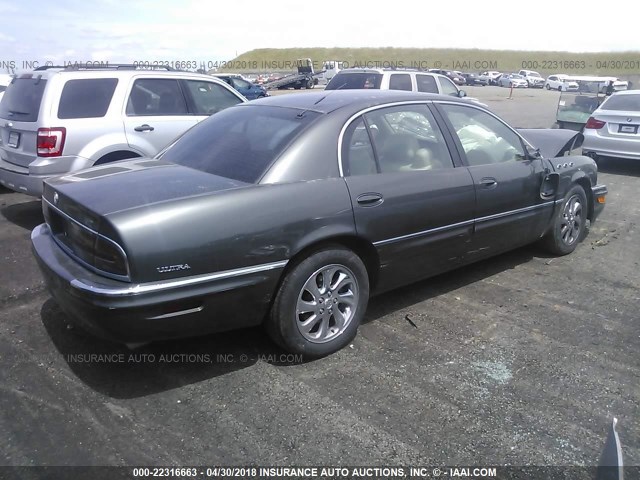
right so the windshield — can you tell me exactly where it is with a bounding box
[160,105,320,183]
[0,77,47,122]
[530,72,542,77]
[512,74,524,79]
[601,94,640,111]
[326,73,383,90]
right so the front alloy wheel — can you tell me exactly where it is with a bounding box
[559,194,583,247]
[296,265,359,343]
[542,185,588,255]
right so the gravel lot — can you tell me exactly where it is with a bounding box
[1,86,638,469]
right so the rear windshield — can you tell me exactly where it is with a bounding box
[601,94,640,111]
[160,105,320,183]
[325,73,383,90]
[58,78,118,119]
[0,77,47,122]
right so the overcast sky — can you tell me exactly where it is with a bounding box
[1,0,638,71]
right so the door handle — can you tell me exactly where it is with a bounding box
[134,124,155,132]
[479,177,498,189]
[356,193,383,206]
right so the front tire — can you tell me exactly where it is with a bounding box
[267,247,369,357]
[542,185,588,255]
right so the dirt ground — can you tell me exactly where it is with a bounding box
[0,87,638,470]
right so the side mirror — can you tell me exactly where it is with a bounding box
[526,144,542,159]
[458,90,467,98]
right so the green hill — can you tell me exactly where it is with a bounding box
[219,47,640,77]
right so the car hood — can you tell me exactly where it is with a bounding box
[517,128,584,158]
[44,158,249,217]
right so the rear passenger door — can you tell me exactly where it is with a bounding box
[341,104,476,292]
[123,77,198,156]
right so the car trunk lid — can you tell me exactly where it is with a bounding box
[594,110,640,138]
[43,158,249,217]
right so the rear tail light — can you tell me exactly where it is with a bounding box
[585,117,606,129]
[37,127,66,157]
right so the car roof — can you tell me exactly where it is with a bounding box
[241,89,470,115]
[16,66,217,81]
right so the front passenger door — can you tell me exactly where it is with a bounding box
[436,103,553,257]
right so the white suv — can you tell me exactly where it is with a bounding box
[0,65,246,196]
[324,68,485,106]
[518,70,545,88]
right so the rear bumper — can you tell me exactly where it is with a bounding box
[31,224,284,344]
[0,155,94,196]
[582,134,640,160]
[0,164,46,196]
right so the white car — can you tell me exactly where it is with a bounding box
[498,74,528,88]
[582,90,640,161]
[480,71,501,85]
[0,74,12,103]
[545,74,579,92]
[518,70,545,88]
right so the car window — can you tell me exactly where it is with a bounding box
[440,104,526,166]
[438,76,459,96]
[325,73,383,90]
[600,94,640,111]
[184,80,242,115]
[363,105,453,173]
[58,78,118,119]
[126,79,187,116]
[416,74,438,93]
[0,77,47,122]
[231,78,252,89]
[161,105,320,184]
[388,74,412,91]
[341,118,378,176]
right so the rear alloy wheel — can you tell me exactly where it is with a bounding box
[542,185,588,255]
[267,247,369,357]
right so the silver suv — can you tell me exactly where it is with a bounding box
[0,65,246,196]
[324,68,485,106]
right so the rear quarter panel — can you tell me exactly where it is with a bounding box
[107,178,356,283]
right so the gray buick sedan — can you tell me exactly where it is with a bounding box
[32,90,607,357]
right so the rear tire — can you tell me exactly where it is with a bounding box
[266,247,369,357]
[541,185,588,256]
